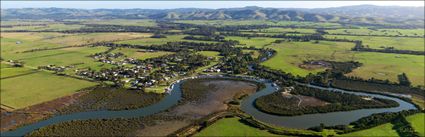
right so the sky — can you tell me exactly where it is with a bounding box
[1,1,424,9]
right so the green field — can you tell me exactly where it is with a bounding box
[340,123,399,136]
[1,71,97,109]
[4,46,111,71]
[326,28,425,37]
[347,52,424,86]
[1,64,36,79]
[325,35,425,51]
[262,41,424,85]
[195,118,281,136]
[262,41,355,76]
[406,113,425,136]
[226,36,280,48]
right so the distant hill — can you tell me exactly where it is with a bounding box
[1,5,423,27]
[307,5,424,20]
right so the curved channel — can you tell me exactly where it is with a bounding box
[1,76,417,136]
[240,82,418,129]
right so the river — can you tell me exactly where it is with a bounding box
[1,75,417,136]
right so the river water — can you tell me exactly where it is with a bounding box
[1,76,417,136]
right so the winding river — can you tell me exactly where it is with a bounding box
[1,76,417,136]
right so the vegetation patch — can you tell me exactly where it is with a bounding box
[254,86,399,116]
[58,87,164,114]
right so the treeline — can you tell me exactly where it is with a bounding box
[183,35,238,43]
[254,85,399,116]
[96,41,238,53]
[62,24,158,33]
[352,40,424,55]
[332,78,425,98]
[348,110,420,134]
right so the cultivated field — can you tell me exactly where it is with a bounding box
[1,71,96,109]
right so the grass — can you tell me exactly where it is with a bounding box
[340,123,399,136]
[325,35,425,51]
[226,36,280,48]
[1,65,36,79]
[195,117,282,136]
[3,46,114,76]
[346,52,424,86]
[111,48,173,60]
[262,41,354,76]
[0,71,97,109]
[406,113,425,136]
[262,41,424,86]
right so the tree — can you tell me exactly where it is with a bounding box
[398,73,411,86]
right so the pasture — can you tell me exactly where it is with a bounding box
[195,117,281,136]
[4,46,112,74]
[0,71,97,109]
[406,113,425,136]
[340,123,398,136]
[262,41,424,86]
[325,35,424,51]
[0,63,36,79]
